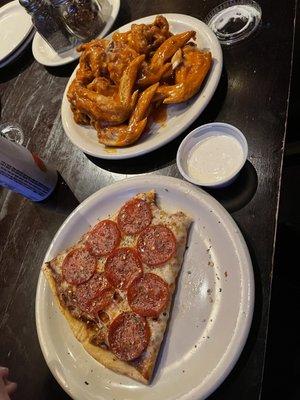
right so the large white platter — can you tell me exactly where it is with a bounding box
[61,14,223,159]
[36,176,254,400]
[32,0,120,67]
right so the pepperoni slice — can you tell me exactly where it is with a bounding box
[127,273,170,318]
[75,272,113,314]
[105,247,143,290]
[85,220,120,257]
[62,248,97,285]
[117,198,152,235]
[108,312,150,361]
[137,225,176,266]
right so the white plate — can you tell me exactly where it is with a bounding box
[32,0,120,67]
[61,13,223,160]
[0,0,33,61]
[36,176,254,400]
[0,28,35,69]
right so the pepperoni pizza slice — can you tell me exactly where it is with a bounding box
[43,191,191,384]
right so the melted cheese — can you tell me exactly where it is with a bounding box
[48,190,191,369]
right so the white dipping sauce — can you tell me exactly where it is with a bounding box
[187,135,244,184]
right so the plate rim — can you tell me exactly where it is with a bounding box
[0,0,33,61]
[35,175,254,400]
[32,0,120,67]
[61,13,223,160]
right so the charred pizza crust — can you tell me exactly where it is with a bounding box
[43,191,191,384]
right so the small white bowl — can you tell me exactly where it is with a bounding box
[177,122,248,188]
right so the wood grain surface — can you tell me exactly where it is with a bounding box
[0,0,296,399]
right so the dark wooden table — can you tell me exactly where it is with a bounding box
[0,1,296,399]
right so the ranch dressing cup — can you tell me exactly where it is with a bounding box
[177,123,248,188]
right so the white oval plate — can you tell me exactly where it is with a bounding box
[61,13,223,159]
[0,0,33,61]
[32,0,120,67]
[36,176,254,400]
[0,28,35,69]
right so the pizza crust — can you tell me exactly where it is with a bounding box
[43,190,191,384]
